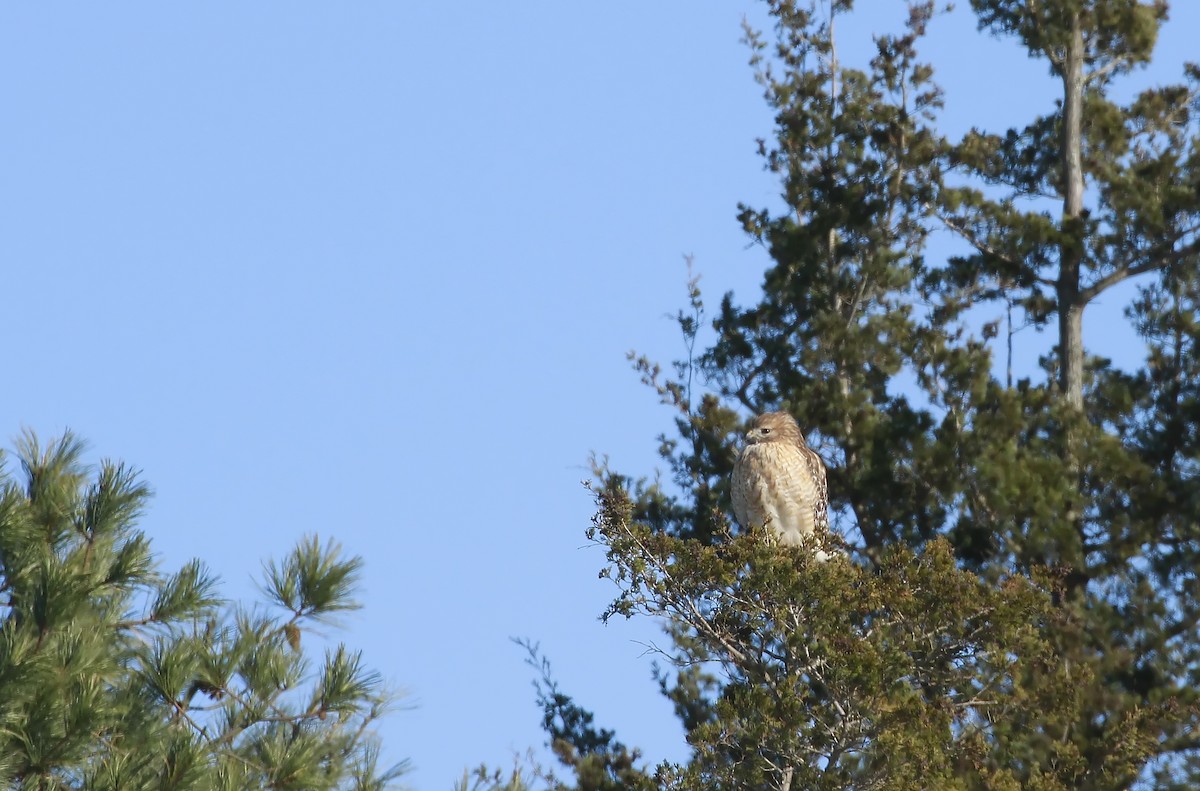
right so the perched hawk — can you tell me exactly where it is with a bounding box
[731,411,831,559]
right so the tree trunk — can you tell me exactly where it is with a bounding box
[1058,13,1087,599]
[1058,15,1086,411]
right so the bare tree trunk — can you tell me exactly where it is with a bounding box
[824,4,876,556]
[1058,14,1087,596]
[1058,15,1086,411]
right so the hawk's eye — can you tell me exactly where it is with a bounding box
[761,428,771,434]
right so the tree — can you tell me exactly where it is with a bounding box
[0,431,404,791]
[482,1,1200,788]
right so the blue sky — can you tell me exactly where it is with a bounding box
[2,3,1197,789]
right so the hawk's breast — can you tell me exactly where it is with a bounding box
[732,442,820,544]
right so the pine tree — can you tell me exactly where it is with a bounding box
[0,431,404,791]
[483,1,1199,788]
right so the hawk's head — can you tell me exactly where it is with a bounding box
[744,411,805,447]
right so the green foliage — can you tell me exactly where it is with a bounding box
[512,639,654,791]
[592,487,1105,790]
[501,0,1200,788]
[263,536,364,625]
[455,759,540,791]
[0,431,404,791]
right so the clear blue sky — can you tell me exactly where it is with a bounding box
[2,3,1196,789]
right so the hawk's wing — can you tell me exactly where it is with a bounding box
[799,445,829,533]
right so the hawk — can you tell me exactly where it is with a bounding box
[731,411,832,560]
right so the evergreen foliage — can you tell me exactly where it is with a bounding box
[0,431,404,791]
[475,0,1200,788]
